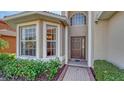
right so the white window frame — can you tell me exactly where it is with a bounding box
[43,21,60,58]
[46,25,57,57]
[19,25,36,57]
[17,20,40,59]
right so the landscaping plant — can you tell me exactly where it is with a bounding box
[0,38,9,50]
[45,59,61,80]
[3,60,46,80]
[0,58,60,81]
[0,53,16,61]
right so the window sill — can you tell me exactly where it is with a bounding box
[17,55,37,59]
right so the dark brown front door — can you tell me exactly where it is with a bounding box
[71,37,85,59]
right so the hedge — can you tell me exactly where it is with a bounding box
[94,60,124,81]
[2,59,60,80]
[0,54,60,80]
[0,53,16,70]
[0,53,16,61]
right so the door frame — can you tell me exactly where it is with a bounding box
[70,36,86,59]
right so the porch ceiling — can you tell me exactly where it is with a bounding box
[3,11,69,28]
[98,11,117,20]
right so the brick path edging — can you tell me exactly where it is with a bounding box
[87,68,95,81]
[57,65,68,81]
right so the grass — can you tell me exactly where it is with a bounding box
[94,60,124,81]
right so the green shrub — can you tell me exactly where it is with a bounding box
[0,54,16,72]
[0,60,9,70]
[45,59,60,80]
[0,38,9,49]
[2,59,60,81]
[3,59,47,80]
[94,60,124,81]
[0,53,16,61]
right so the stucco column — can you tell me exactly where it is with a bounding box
[88,11,93,67]
[36,21,41,59]
[42,21,47,58]
[57,25,61,58]
[65,26,68,64]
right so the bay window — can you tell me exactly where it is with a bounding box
[20,25,36,56]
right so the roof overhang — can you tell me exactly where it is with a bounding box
[96,11,117,21]
[3,11,69,28]
[0,29,16,37]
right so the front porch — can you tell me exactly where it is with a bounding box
[68,60,88,67]
[62,66,95,81]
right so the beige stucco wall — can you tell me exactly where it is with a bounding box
[94,11,124,69]
[107,12,124,68]
[93,20,108,60]
[69,25,88,36]
[60,24,65,57]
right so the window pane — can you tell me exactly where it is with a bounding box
[47,49,52,56]
[25,42,36,49]
[21,49,25,55]
[47,42,51,49]
[52,49,56,55]
[51,42,56,48]
[47,29,52,34]
[52,34,56,40]
[52,28,56,34]
[21,26,36,41]
[70,13,86,25]
[47,34,56,40]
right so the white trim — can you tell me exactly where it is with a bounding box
[16,25,19,58]
[88,11,93,67]
[65,26,68,64]
[17,20,40,58]
[4,11,67,23]
[69,11,87,19]
[0,29,16,36]
[17,56,65,62]
[95,11,103,21]
[17,20,40,27]
[42,21,61,58]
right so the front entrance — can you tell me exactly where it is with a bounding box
[71,36,86,59]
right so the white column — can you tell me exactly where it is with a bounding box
[65,26,68,64]
[36,21,41,59]
[88,11,93,67]
[16,25,20,58]
[57,25,61,58]
[43,22,47,58]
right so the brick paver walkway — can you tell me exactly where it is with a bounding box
[63,66,94,81]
